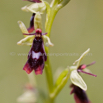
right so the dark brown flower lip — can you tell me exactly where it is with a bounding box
[23,29,47,75]
[70,84,91,103]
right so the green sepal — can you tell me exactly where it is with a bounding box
[21,2,46,14]
[73,48,90,68]
[43,35,54,47]
[18,21,29,37]
[70,70,87,91]
[34,13,42,30]
[17,35,34,46]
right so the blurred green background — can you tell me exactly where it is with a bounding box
[0,0,103,103]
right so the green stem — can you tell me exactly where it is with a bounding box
[45,8,58,37]
[45,47,54,103]
[44,1,70,102]
[45,47,54,93]
[44,4,58,103]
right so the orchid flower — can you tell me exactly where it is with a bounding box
[69,48,97,91]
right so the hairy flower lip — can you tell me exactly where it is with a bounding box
[70,84,91,103]
[22,28,47,75]
[35,67,43,75]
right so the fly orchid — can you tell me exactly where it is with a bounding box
[17,13,53,46]
[69,48,97,91]
[23,29,47,75]
[17,13,53,75]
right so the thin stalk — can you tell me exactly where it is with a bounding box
[45,47,54,93]
[45,7,58,37]
[44,6,58,103]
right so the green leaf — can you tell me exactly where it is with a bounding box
[70,70,87,91]
[50,67,70,99]
[55,68,69,86]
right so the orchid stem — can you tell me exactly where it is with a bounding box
[44,5,58,103]
[44,1,70,102]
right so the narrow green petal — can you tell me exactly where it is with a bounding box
[70,70,87,91]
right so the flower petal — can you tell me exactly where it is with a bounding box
[70,70,87,91]
[27,13,35,33]
[78,69,97,77]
